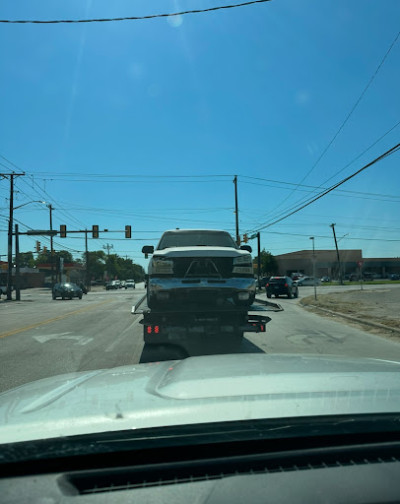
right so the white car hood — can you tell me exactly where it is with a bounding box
[153,246,249,258]
[1,353,400,444]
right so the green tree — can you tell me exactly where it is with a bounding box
[254,249,278,276]
[35,250,73,265]
[85,250,107,280]
[15,251,35,268]
[103,254,145,282]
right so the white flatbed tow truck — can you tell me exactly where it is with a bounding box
[132,295,283,359]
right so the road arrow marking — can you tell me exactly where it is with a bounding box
[33,333,93,345]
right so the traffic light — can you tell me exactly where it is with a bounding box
[125,225,132,239]
[92,225,99,239]
[36,241,41,252]
[243,233,248,243]
[60,225,67,238]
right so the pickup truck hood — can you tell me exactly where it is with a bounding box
[153,246,250,258]
[1,353,400,444]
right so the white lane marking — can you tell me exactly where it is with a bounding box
[105,316,142,353]
[33,333,93,346]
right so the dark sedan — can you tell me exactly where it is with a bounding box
[266,276,298,299]
[52,282,83,300]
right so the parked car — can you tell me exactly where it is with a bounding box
[321,276,331,283]
[297,276,321,286]
[266,276,298,299]
[290,272,304,281]
[260,276,270,289]
[143,229,256,308]
[52,282,83,300]
[105,280,120,290]
[389,273,400,280]
[125,279,136,289]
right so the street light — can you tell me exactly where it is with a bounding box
[309,236,317,301]
[12,200,46,211]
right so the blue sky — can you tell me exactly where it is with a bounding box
[1,0,399,270]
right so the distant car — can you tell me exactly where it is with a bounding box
[52,282,83,300]
[266,276,298,299]
[291,273,304,281]
[125,279,136,289]
[389,273,400,280]
[362,272,374,281]
[106,280,120,290]
[321,276,331,283]
[297,276,321,286]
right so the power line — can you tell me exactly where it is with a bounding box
[253,119,400,226]
[0,0,272,24]
[240,179,400,202]
[251,142,400,232]
[31,173,233,179]
[270,29,400,213]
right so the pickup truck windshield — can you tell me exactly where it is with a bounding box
[157,231,238,250]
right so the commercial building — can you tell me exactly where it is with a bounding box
[275,250,400,279]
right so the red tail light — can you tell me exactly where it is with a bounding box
[285,283,288,287]
[146,325,160,334]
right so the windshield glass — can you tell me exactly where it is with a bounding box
[157,230,238,249]
[1,0,400,450]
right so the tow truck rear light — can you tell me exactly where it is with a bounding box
[146,325,160,334]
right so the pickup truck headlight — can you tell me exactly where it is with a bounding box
[151,257,174,275]
[233,254,253,274]
[232,266,254,274]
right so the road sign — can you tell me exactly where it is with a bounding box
[26,230,58,236]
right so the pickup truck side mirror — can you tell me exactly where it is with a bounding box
[240,245,252,253]
[142,245,154,259]
[142,245,154,254]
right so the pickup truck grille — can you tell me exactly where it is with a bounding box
[172,257,233,278]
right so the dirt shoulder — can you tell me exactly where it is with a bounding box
[300,287,400,340]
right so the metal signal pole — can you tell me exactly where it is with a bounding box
[1,172,25,300]
[233,175,239,245]
[330,223,343,285]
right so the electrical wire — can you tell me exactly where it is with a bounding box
[0,0,272,24]
[269,29,400,214]
[252,119,400,227]
[248,142,400,233]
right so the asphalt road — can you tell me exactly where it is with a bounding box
[1,283,400,392]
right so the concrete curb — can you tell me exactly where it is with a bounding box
[301,302,400,335]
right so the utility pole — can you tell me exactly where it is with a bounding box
[48,204,55,286]
[85,229,89,290]
[1,172,24,300]
[233,175,240,245]
[257,232,261,288]
[330,223,343,285]
[15,224,20,301]
[310,236,317,301]
[103,243,114,256]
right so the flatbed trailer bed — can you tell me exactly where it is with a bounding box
[132,295,283,358]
